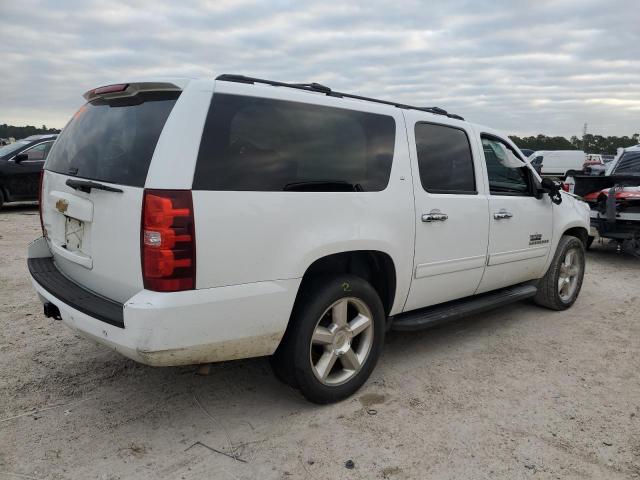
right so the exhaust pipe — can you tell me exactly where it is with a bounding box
[43,302,62,320]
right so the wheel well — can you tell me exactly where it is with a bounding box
[299,251,397,315]
[563,226,589,247]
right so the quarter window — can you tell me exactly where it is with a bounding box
[193,94,396,192]
[414,123,476,194]
[482,136,531,195]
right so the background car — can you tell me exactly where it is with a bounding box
[0,134,58,209]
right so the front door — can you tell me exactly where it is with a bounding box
[476,134,553,293]
[403,117,489,312]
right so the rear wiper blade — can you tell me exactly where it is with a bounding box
[66,178,123,193]
[283,180,364,192]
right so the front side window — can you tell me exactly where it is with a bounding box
[193,94,396,192]
[414,123,476,194]
[23,141,53,161]
[482,136,531,195]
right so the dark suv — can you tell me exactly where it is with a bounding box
[0,134,58,209]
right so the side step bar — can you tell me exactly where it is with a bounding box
[391,284,538,332]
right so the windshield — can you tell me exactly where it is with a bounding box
[46,91,179,187]
[0,140,30,158]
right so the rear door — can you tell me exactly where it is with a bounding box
[476,134,553,294]
[5,141,52,198]
[41,86,181,303]
[403,115,489,311]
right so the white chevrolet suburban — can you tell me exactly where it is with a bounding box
[28,75,590,403]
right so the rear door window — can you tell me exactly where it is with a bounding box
[193,94,396,192]
[46,91,180,187]
[414,122,476,194]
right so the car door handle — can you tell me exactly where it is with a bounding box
[422,210,448,222]
[493,209,513,220]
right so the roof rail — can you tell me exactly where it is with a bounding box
[215,74,464,121]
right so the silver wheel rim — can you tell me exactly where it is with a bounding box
[558,248,581,302]
[309,297,374,386]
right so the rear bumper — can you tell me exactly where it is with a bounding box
[27,237,300,366]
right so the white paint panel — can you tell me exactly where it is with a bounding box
[415,255,486,278]
[488,245,549,266]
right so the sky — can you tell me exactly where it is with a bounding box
[1,0,639,138]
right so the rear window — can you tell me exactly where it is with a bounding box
[193,94,396,192]
[46,91,179,187]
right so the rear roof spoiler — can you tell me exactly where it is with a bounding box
[83,82,182,101]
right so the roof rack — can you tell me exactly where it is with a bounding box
[215,74,464,121]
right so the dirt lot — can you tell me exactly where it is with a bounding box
[1,203,639,480]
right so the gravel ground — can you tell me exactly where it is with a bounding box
[1,203,639,480]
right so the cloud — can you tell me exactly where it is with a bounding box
[1,0,639,137]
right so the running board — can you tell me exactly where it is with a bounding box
[391,284,538,332]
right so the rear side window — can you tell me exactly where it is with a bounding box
[414,123,476,194]
[46,91,180,187]
[193,94,396,192]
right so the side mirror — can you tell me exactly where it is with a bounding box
[13,153,28,163]
[540,177,563,205]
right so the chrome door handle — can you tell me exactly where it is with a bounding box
[422,210,448,222]
[493,209,513,220]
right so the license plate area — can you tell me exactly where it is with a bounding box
[65,217,84,252]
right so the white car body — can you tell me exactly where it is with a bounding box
[28,76,590,367]
[531,150,586,177]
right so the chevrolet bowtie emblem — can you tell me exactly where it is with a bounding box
[55,199,69,213]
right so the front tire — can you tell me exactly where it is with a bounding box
[534,235,585,310]
[272,275,385,404]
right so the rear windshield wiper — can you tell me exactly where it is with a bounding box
[66,178,123,193]
[283,180,364,192]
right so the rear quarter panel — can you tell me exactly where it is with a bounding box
[192,82,416,315]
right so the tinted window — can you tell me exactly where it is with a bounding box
[46,91,179,187]
[613,152,640,175]
[24,141,53,160]
[414,123,475,194]
[482,137,531,195]
[193,94,395,191]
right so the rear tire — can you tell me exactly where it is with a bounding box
[271,274,385,404]
[0,189,4,210]
[534,236,585,310]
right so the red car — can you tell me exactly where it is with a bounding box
[570,146,640,256]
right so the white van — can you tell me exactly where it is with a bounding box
[530,150,585,178]
[27,75,590,403]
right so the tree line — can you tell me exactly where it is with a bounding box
[0,124,61,140]
[509,133,640,155]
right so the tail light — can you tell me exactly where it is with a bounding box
[141,190,196,292]
[561,183,570,192]
[38,170,46,237]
